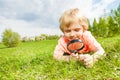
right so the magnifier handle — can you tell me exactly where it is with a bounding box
[73,50,78,54]
[72,52,79,58]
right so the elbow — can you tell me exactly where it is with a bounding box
[95,47,105,55]
[53,52,61,60]
[102,48,106,56]
[97,47,106,56]
[53,53,57,59]
[101,47,105,54]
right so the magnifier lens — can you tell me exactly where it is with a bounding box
[67,39,84,53]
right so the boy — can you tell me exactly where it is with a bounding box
[53,8,105,68]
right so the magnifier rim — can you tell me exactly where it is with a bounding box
[67,39,84,53]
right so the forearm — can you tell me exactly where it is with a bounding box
[53,52,70,62]
[92,47,105,62]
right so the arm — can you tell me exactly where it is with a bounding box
[79,31,105,68]
[53,37,70,62]
[84,31,105,60]
[79,46,105,68]
[92,45,105,62]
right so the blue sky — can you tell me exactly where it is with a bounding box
[0,0,120,41]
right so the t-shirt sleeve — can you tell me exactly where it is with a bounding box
[54,37,69,57]
[83,31,101,52]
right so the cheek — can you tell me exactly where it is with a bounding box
[64,32,69,37]
[77,30,83,36]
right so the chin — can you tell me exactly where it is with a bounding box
[69,38,79,41]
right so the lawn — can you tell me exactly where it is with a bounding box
[0,36,120,80]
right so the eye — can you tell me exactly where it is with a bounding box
[64,30,71,33]
[74,28,80,32]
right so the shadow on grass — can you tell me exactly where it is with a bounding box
[0,46,8,49]
[0,45,14,49]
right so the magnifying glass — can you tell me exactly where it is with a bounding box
[67,39,84,54]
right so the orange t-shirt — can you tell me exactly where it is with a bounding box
[54,31,101,55]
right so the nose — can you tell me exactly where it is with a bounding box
[69,31,76,39]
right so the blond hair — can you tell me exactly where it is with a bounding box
[59,8,89,32]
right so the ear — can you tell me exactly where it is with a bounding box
[82,25,87,32]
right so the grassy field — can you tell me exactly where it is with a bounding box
[0,36,120,80]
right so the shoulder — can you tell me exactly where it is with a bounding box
[58,36,65,42]
[82,31,93,38]
[58,36,66,44]
[58,36,70,43]
[82,31,97,43]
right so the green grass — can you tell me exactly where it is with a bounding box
[0,36,120,80]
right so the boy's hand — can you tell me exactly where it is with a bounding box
[79,54,94,68]
[71,53,79,59]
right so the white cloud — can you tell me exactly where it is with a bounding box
[0,16,62,37]
[0,0,119,42]
[85,0,118,22]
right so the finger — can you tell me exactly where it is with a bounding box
[84,56,93,65]
[79,54,88,61]
[79,56,85,62]
[84,60,93,67]
[83,54,91,59]
[71,53,78,58]
[84,57,93,62]
[79,54,85,59]
[76,53,79,58]
[85,64,93,68]
[84,60,92,65]
[71,53,75,56]
[85,62,94,68]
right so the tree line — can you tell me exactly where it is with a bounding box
[1,4,120,47]
[1,29,60,47]
[89,4,120,37]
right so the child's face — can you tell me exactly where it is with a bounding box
[63,23,83,40]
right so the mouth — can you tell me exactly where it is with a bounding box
[69,38,79,41]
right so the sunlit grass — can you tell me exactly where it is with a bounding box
[0,37,120,80]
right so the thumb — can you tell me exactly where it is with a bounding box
[79,54,85,60]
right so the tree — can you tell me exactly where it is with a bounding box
[98,17,108,37]
[107,16,116,37]
[113,5,120,35]
[2,29,21,47]
[92,18,98,36]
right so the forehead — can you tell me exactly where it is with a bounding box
[64,23,82,29]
